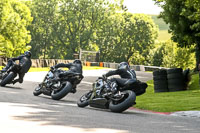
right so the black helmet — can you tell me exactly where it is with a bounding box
[73,59,82,64]
[118,62,129,70]
[24,51,31,58]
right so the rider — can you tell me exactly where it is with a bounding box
[51,59,83,93]
[102,62,147,95]
[1,51,32,84]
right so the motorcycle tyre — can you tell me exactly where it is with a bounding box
[0,72,16,87]
[77,91,92,108]
[51,81,72,100]
[33,85,42,96]
[109,90,136,113]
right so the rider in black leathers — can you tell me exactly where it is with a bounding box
[1,51,32,84]
[52,59,82,74]
[51,59,83,93]
[103,62,147,96]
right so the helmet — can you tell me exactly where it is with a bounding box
[73,59,82,64]
[24,51,31,58]
[118,62,129,70]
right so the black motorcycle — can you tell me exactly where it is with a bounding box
[77,77,146,113]
[0,61,20,86]
[33,67,84,100]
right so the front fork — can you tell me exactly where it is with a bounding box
[0,72,8,80]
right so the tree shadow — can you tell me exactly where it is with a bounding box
[4,85,23,90]
[0,80,150,132]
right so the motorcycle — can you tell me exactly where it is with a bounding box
[0,60,20,86]
[77,76,146,113]
[33,67,84,100]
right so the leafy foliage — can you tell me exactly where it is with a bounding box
[27,0,59,59]
[0,0,32,57]
[27,0,158,63]
[97,13,158,64]
[28,0,124,59]
[150,40,196,69]
[154,0,200,69]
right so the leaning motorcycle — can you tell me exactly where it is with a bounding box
[77,77,146,113]
[33,68,84,100]
[0,61,20,86]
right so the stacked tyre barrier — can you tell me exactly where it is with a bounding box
[153,69,168,92]
[167,68,187,92]
[153,68,189,93]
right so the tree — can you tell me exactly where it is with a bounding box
[154,0,200,70]
[28,0,122,59]
[0,0,32,57]
[96,12,158,64]
[150,40,195,69]
[126,13,158,65]
[27,0,59,59]
[57,0,109,59]
[57,0,125,59]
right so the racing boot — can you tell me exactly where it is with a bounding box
[70,87,77,93]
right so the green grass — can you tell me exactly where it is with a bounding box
[28,66,109,72]
[0,66,109,72]
[157,30,172,41]
[150,15,172,41]
[151,15,169,31]
[135,74,200,112]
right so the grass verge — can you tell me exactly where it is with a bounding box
[28,66,109,72]
[135,74,200,112]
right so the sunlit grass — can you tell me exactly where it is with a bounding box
[27,66,109,72]
[157,30,172,41]
[135,74,200,112]
[0,66,109,72]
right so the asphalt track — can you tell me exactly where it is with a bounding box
[0,69,200,133]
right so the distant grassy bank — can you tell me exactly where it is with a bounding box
[158,30,171,41]
[151,15,171,41]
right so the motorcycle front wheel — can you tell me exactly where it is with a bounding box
[109,90,136,113]
[51,81,72,100]
[0,72,16,86]
[77,91,92,108]
[33,85,42,96]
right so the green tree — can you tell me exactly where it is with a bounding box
[28,0,59,59]
[97,13,158,64]
[57,0,124,59]
[150,40,196,69]
[154,0,200,69]
[28,0,123,59]
[0,0,32,57]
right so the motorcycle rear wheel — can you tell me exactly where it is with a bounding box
[33,85,42,96]
[0,72,16,87]
[77,91,92,108]
[109,90,136,113]
[51,81,72,100]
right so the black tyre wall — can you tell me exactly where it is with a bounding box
[167,68,186,92]
[153,69,168,92]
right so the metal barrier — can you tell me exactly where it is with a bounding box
[0,57,167,71]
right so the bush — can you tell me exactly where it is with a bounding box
[151,40,196,70]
